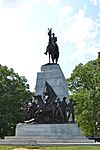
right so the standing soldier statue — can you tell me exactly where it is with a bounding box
[67,98,75,122]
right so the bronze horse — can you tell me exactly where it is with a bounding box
[44,28,59,64]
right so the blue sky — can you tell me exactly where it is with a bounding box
[0,0,100,91]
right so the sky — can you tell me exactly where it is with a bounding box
[0,0,100,91]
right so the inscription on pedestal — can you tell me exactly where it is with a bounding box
[16,123,81,137]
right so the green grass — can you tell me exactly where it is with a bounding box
[0,146,100,150]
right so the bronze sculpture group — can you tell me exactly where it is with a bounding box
[22,81,75,124]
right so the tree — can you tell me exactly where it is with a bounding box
[0,65,33,138]
[67,55,100,136]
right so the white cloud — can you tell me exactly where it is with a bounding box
[60,8,99,63]
[2,0,41,11]
[96,13,100,29]
[61,9,95,48]
[70,44,99,63]
[0,1,46,91]
[46,0,60,7]
[90,0,100,5]
[59,5,73,25]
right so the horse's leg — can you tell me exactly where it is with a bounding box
[49,54,50,63]
[52,58,54,64]
[55,54,58,64]
[51,55,54,63]
[56,58,57,64]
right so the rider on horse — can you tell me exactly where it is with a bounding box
[44,28,59,63]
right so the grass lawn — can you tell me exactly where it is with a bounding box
[0,146,100,150]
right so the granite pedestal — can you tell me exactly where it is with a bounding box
[16,123,81,137]
[35,64,69,101]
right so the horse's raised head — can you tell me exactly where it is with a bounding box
[48,28,52,36]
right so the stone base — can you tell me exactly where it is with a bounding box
[35,64,69,101]
[0,123,96,146]
[16,123,81,137]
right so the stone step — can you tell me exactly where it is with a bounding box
[36,142,100,146]
[0,139,36,145]
[2,139,94,143]
[0,138,99,146]
[0,136,95,145]
[4,136,93,143]
[4,135,87,140]
[37,139,95,143]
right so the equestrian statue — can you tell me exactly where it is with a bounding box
[44,28,59,64]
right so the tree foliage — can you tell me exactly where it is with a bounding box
[0,65,33,138]
[67,56,100,136]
